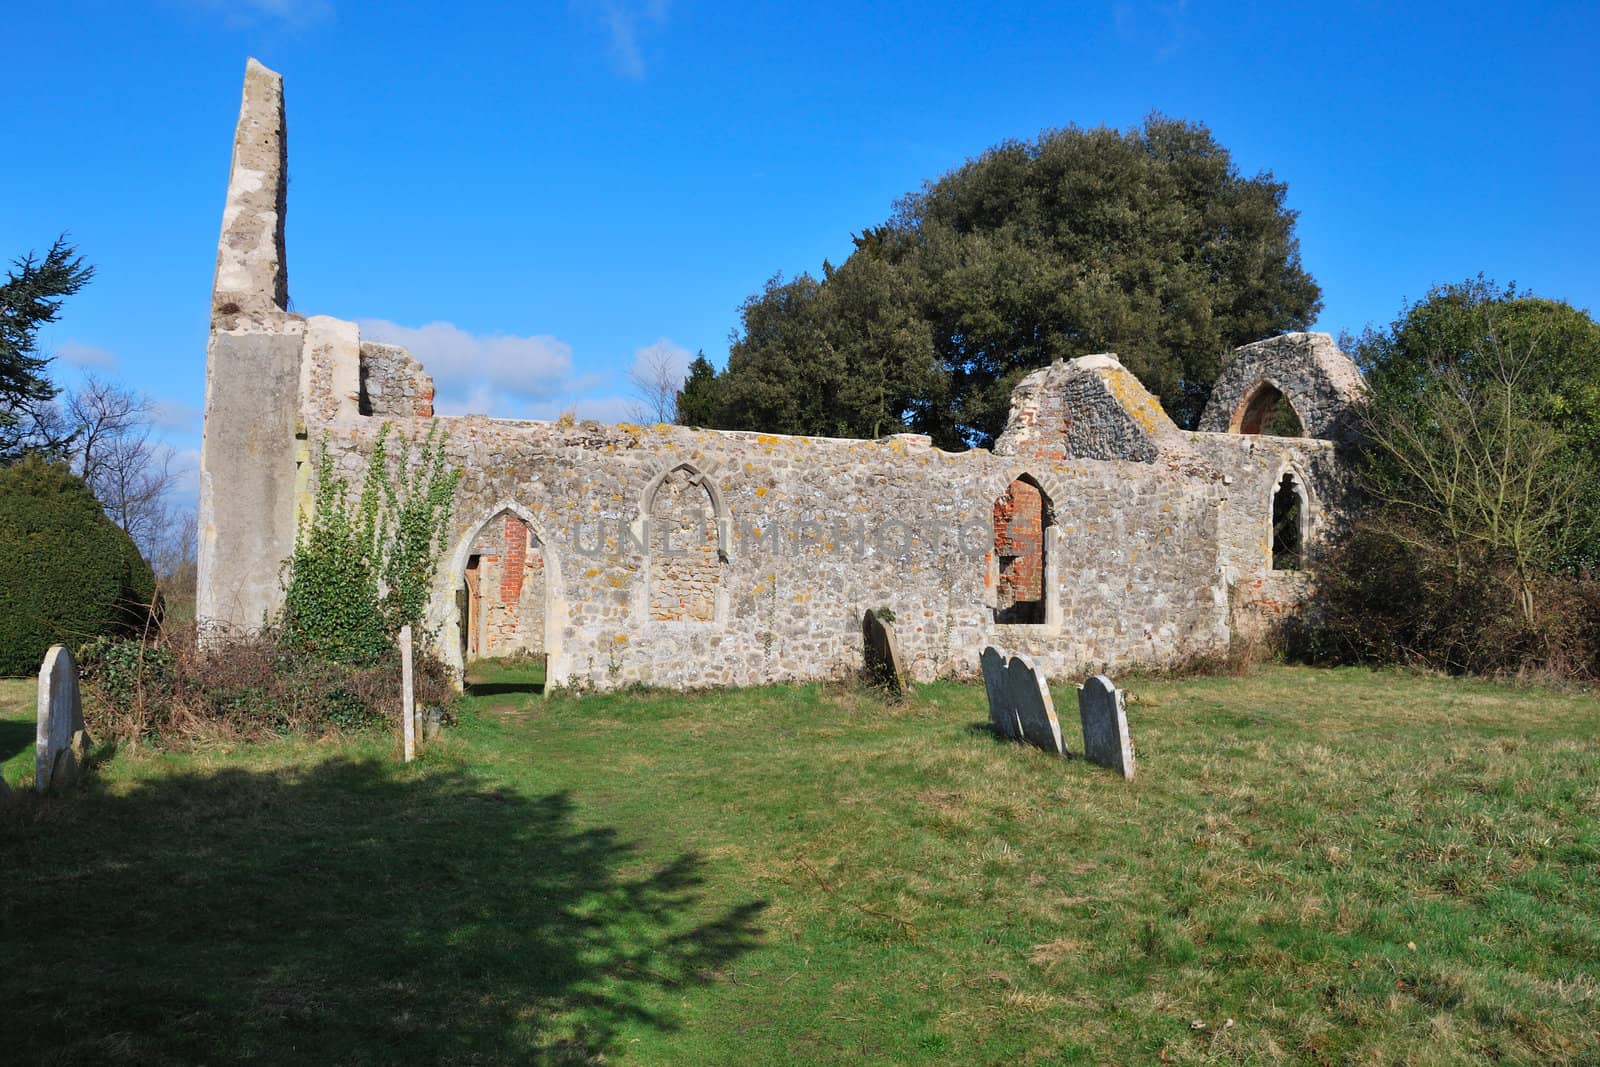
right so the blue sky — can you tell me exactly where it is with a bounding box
[4,1,1596,505]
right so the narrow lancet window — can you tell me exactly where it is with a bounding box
[1272,474,1303,571]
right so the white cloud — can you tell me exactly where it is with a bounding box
[151,398,204,434]
[523,394,639,424]
[589,0,669,79]
[171,448,202,507]
[630,337,694,385]
[56,341,118,371]
[359,318,577,418]
[358,319,699,427]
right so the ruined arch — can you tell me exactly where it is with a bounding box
[638,462,729,623]
[433,500,565,684]
[1231,380,1305,437]
[990,472,1061,626]
[637,461,732,560]
[1198,333,1368,443]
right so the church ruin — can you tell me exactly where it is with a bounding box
[197,60,1367,691]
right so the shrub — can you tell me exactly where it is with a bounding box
[79,624,457,746]
[0,456,155,675]
[1294,522,1600,678]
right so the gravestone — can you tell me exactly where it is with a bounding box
[862,609,909,696]
[1078,675,1135,780]
[980,646,1020,739]
[36,645,90,793]
[1006,654,1065,756]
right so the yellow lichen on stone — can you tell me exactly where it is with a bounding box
[1100,367,1173,435]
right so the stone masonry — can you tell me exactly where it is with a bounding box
[197,60,1366,691]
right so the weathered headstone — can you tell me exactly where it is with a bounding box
[1078,675,1135,780]
[980,646,1020,739]
[1006,654,1066,756]
[862,609,909,696]
[36,645,90,793]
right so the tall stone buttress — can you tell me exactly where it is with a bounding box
[196,58,307,634]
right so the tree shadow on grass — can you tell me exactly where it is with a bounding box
[0,757,766,1064]
[0,716,33,767]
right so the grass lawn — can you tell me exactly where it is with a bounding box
[2,664,1598,1064]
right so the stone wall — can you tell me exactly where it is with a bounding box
[196,59,1368,690]
[360,341,435,418]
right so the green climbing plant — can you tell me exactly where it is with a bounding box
[280,423,461,665]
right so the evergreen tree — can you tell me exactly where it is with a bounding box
[708,115,1320,447]
[1,237,95,460]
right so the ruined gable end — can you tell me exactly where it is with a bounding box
[1198,333,1368,443]
[994,354,1177,463]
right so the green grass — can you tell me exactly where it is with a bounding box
[3,664,1599,1064]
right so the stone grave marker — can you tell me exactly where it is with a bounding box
[36,645,90,793]
[980,646,1020,739]
[862,609,909,696]
[1078,675,1135,780]
[1006,653,1066,756]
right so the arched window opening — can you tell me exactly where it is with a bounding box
[1272,474,1304,571]
[993,475,1054,624]
[648,467,720,622]
[1236,383,1304,437]
[460,510,547,660]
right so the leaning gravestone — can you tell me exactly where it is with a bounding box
[862,609,909,696]
[36,645,90,793]
[1078,675,1135,780]
[1006,654,1066,756]
[980,646,1021,739]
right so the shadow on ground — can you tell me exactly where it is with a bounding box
[0,757,765,1064]
[466,680,547,698]
[0,717,33,768]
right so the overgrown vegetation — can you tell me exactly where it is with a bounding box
[74,421,462,744]
[1304,279,1600,676]
[280,422,461,666]
[0,456,155,675]
[76,624,456,745]
[4,666,1597,1062]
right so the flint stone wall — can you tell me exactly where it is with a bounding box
[304,404,1236,689]
[256,330,1359,692]
[360,341,435,418]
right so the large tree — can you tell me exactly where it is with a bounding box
[704,115,1320,447]
[0,236,95,460]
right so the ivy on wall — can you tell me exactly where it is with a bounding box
[280,423,461,665]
